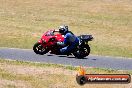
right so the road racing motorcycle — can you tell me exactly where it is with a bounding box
[33,30,93,58]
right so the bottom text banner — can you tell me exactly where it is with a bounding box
[76,74,131,85]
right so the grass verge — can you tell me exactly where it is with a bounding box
[0,58,132,88]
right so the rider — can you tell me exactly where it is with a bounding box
[57,25,79,55]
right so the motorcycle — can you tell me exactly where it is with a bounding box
[33,30,93,58]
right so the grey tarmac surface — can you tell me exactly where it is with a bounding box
[0,48,132,70]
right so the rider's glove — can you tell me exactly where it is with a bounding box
[57,42,65,46]
[54,29,59,32]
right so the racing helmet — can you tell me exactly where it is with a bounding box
[59,25,68,35]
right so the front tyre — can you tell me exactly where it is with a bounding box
[33,42,49,55]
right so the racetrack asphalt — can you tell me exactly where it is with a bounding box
[0,48,132,70]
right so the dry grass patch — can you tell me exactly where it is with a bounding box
[0,79,32,88]
[0,64,76,76]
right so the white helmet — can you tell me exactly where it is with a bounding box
[59,25,68,34]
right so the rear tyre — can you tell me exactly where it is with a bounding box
[73,45,90,59]
[33,42,49,55]
[82,44,90,57]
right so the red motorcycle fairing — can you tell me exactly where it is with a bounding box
[38,30,64,49]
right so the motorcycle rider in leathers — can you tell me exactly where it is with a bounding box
[56,25,79,55]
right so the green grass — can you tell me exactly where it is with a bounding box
[0,0,132,58]
[0,58,132,74]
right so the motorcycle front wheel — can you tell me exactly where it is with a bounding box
[33,42,49,55]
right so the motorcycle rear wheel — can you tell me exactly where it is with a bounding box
[33,42,49,55]
[73,45,90,59]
